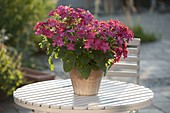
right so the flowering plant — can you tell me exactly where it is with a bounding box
[34,6,134,79]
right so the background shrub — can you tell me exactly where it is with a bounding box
[0,47,23,96]
[0,0,55,68]
[131,25,159,43]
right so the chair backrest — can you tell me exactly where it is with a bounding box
[106,38,141,84]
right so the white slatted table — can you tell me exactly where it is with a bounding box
[13,80,154,113]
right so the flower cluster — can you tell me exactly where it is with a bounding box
[34,5,134,79]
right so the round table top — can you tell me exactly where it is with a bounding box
[14,79,154,113]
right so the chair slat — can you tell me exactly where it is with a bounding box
[112,63,138,70]
[120,57,140,62]
[128,48,139,55]
[127,38,140,46]
[107,71,139,77]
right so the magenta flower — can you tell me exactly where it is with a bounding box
[68,36,76,42]
[93,39,102,50]
[53,36,64,47]
[66,42,74,50]
[101,42,110,53]
[84,39,94,50]
[47,18,57,27]
[47,30,54,38]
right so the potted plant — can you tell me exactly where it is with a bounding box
[34,5,134,96]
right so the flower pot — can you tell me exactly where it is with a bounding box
[69,68,103,96]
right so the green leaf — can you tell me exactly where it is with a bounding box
[58,47,67,58]
[88,53,94,59]
[96,61,106,70]
[55,52,58,59]
[46,37,53,44]
[63,60,73,72]
[48,52,55,71]
[39,42,43,48]
[39,38,47,49]
[79,54,90,64]
[74,42,83,55]
[89,61,99,70]
[47,45,53,55]
[78,64,91,79]
[74,48,82,55]
[105,51,113,59]
[93,50,104,62]
[63,52,76,72]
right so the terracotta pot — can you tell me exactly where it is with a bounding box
[69,68,103,96]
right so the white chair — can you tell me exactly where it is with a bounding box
[107,38,141,113]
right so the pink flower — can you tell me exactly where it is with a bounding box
[123,49,128,59]
[84,38,94,50]
[48,6,70,19]
[86,32,95,39]
[35,28,43,35]
[34,22,45,35]
[69,10,79,19]
[76,27,86,38]
[68,36,76,42]
[42,29,54,38]
[84,41,91,50]
[47,18,57,27]
[66,43,74,50]
[34,22,43,30]
[101,42,110,53]
[66,29,74,33]
[93,39,102,50]
[53,36,64,47]
[114,47,123,62]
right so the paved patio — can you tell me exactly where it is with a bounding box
[1,12,170,113]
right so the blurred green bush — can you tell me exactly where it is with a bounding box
[131,25,159,43]
[0,0,55,68]
[0,47,23,96]
[0,29,23,96]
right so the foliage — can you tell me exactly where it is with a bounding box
[0,47,23,96]
[0,0,55,67]
[34,6,134,79]
[131,25,158,43]
[0,29,23,96]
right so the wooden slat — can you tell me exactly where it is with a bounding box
[120,56,140,62]
[112,63,138,70]
[127,48,139,55]
[107,71,139,77]
[127,38,140,46]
